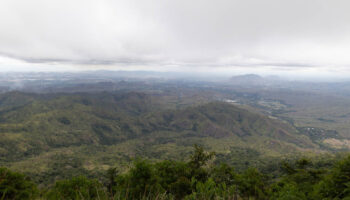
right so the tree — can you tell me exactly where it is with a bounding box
[46,176,105,200]
[155,160,191,199]
[113,159,164,199]
[276,158,324,199]
[314,155,350,199]
[189,145,215,169]
[106,167,118,196]
[188,145,215,182]
[0,167,38,200]
[270,183,307,200]
[238,168,267,200]
[211,163,236,186]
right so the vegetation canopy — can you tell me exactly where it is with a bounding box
[1,146,350,199]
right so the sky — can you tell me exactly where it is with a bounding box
[1,0,350,78]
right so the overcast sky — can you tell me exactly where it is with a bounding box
[1,0,350,77]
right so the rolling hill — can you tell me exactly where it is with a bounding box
[0,91,322,184]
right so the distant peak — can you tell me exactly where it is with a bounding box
[230,74,263,80]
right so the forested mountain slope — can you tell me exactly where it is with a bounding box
[0,91,320,183]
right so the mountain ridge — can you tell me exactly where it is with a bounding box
[0,91,322,182]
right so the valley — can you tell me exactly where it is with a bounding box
[0,74,349,187]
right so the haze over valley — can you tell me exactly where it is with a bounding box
[2,0,350,199]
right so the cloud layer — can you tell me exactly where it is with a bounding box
[1,0,350,74]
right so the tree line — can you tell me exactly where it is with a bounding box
[1,145,350,199]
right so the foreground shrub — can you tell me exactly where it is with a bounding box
[45,176,105,200]
[0,167,38,200]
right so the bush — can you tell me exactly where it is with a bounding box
[45,176,105,200]
[0,167,38,200]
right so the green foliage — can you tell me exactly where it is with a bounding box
[3,146,350,200]
[238,168,268,199]
[0,92,315,163]
[0,91,323,186]
[270,183,307,200]
[184,178,238,200]
[111,159,165,199]
[189,145,215,169]
[154,160,191,198]
[210,163,236,186]
[45,176,105,200]
[188,145,215,182]
[0,167,38,200]
[106,167,118,196]
[107,145,236,199]
[0,91,347,199]
[271,158,326,199]
[313,155,350,199]
[185,178,217,200]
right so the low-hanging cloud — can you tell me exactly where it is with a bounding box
[0,0,350,73]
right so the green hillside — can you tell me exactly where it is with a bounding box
[0,91,321,184]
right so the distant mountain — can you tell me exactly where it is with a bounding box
[231,74,263,80]
[230,74,266,85]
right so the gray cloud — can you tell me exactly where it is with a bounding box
[0,0,350,73]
